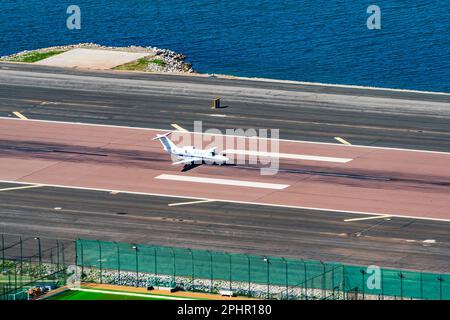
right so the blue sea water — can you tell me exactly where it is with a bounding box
[0,0,449,92]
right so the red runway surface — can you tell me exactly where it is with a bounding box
[1,118,449,221]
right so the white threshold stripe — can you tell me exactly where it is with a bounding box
[344,215,391,222]
[224,149,352,163]
[0,180,448,223]
[168,199,214,207]
[155,174,289,190]
[1,117,449,156]
[72,288,193,300]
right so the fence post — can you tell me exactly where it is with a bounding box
[320,260,326,299]
[1,234,5,268]
[263,257,270,299]
[225,252,232,291]
[115,242,121,285]
[246,254,251,297]
[170,247,176,284]
[207,250,213,293]
[154,247,158,280]
[303,260,308,300]
[188,249,194,288]
[360,269,366,300]
[420,272,423,300]
[281,257,288,300]
[13,263,17,292]
[399,272,405,300]
[61,243,65,268]
[19,237,23,288]
[438,276,443,300]
[98,241,103,284]
[56,240,60,270]
[80,241,84,279]
[132,244,139,287]
[331,266,335,299]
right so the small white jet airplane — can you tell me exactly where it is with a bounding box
[153,132,229,170]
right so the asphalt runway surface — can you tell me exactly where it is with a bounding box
[1,62,450,151]
[0,118,449,220]
[1,183,449,273]
[0,63,449,272]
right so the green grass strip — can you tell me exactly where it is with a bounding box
[3,50,66,63]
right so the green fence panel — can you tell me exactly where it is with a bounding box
[75,239,450,300]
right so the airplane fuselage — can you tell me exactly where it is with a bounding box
[173,146,228,165]
[153,133,229,166]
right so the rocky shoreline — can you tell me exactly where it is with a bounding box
[0,43,195,74]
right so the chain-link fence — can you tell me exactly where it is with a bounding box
[344,265,449,300]
[2,235,448,300]
[75,239,450,300]
[76,239,342,299]
[0,234,71,300]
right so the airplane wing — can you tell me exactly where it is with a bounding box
[172,157,203,165]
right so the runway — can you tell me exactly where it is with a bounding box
[1,183,449,273]
[0,118,449,221]
[1,62,450,152]
[0,63,449,272]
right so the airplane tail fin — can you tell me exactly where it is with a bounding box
[152,132,176,152]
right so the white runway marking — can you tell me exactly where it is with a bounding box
[168,199,214,207]
[2,117,449,156]
[155,174,290,190]
[0,179,448,223]
[223,149,352,163]
[12,111,28,120]
[344,215,391,222]
[171,123,188,132]
[0,184,43,192]
[334,137,352,145]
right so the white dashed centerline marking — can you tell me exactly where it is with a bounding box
[155,174,289,190]
[223,149,352,163]
[168,199,215,207]
[344,215,391,222]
